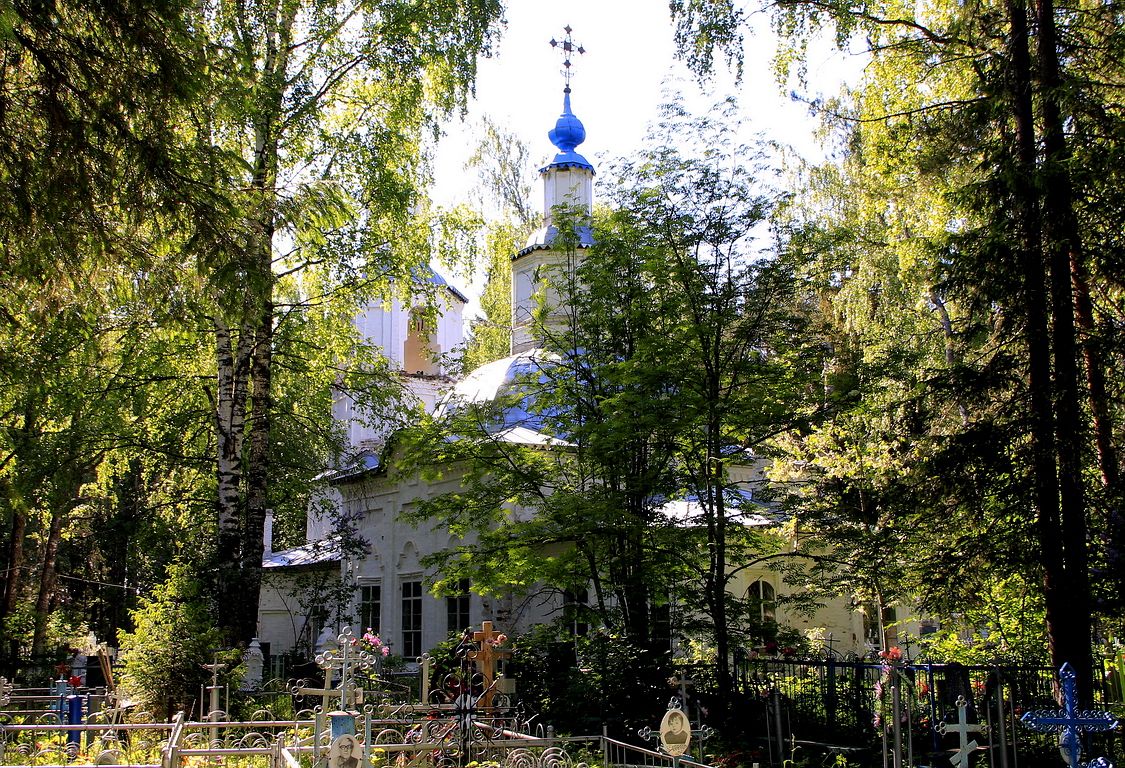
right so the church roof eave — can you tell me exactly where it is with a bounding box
[262,536,342,569]
[514,240,593,261]
[539,157,595,174]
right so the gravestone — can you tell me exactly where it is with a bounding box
[467,621,511,707]
[659,706,692,756]
[640,698,714,760]
[241,638,264,691]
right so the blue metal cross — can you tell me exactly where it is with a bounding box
[1020,663,1118,768]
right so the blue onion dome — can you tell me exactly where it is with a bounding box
[545,89,593,171]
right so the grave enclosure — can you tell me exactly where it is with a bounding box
[698,653,1125,768]
[0,624,714,768]
[2,633,1124,768]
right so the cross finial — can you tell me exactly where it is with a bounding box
[549,25,585,92]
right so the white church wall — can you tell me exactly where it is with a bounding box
[332,283,465,450]
[330,465,560,660]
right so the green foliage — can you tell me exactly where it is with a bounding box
[187,0,505,641]
[510,624,671,738]
[670,0,1125,689]
[405,102,821,735]
[117,564,239,715]
[461,117,537,371]
[909,575,1047,664]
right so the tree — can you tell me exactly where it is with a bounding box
[187,0,505,643]
[461,117,538,372]
[670,0,1125,697]
[117,564,237,717]
[406,103,818,725]
[0,0,216,658]
[585,102,819,716]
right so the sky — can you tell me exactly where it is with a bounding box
[431,0,863,299]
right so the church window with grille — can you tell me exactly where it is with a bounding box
[748,579,776,623]
[401,579,423,657]
[359,583,381,634]
[563,588,590,636]
[446,578,471,634]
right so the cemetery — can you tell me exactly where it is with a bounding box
[1,623,1123,768]
[2,4,1124,768]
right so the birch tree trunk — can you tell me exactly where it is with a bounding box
[213,316,251,632]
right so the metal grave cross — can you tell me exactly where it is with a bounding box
[1021,663,1119,768]
[549,25,585,90]
[315,627,378,711]
[639,698,714,758]
[938,695,988,768]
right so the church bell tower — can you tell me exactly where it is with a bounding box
[511,26,595,355]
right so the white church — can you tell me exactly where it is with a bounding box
[255,76,897,670]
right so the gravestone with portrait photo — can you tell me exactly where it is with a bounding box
[328,732,361,768]
[659,706,692,756]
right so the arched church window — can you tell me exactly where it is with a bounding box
[748,579,776,623]
[404,308,438,375]
[563,588,589,637]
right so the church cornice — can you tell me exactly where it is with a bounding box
[513,240,593,261]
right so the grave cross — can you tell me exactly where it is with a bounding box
[937,695,988,768]
[467,621,511,708]
[1021,663,1119,768]
[639,699,714,759]
[316,627,378,712]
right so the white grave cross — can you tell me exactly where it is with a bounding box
[938,695,988,768]
[315,627,377,711]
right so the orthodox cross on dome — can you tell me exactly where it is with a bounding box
[1021,663,1118,768]
[549,25,585,92]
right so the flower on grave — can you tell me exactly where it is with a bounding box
[879,646,903,662]
[917,680,930,696]
[486,633,508,647]
[359,629,391,657]
[68,675,82,687]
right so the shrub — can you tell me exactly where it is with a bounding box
[117,564,239,718]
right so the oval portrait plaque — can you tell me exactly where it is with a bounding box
[659,708,691,756]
